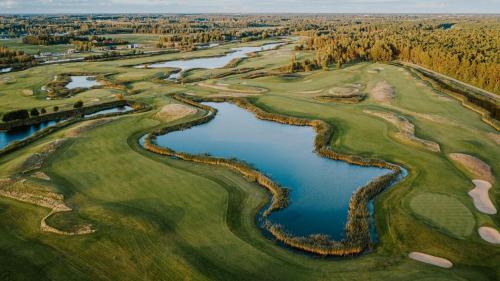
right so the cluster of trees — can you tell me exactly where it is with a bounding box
[294,20,499,93]
[0,46,35,68]
[1,102,81,122]
[156,28,288,51]
[1,14,285,38]
[22,34,79,45]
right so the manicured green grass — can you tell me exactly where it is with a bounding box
[0,38,498,280]
[409,193,475,238]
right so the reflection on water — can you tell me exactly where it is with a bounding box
[154,102,391,240]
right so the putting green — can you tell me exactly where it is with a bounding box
[410,193,475,238]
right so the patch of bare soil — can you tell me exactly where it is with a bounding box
[468,179,496,215]
[364,110,441,152]
[449,153,494,183]
[156,104,197,122]
[0,178,95,235]
[370,81,394,103]
[478,227,500,244]
[409,252,453,268]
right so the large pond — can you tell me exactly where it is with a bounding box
[66,76,101,89]
[153,102,391,240]
[0,120,60,150]
[137,43,282,80]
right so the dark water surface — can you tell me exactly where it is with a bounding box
[0,120,60,150]
[154,102,391,240]
[0,106,133,150]
[84,106,133,118]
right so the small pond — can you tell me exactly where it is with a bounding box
[84,105,133,118]
[152,102,392,240]
[66,76,101,89]
[137,43,282,80]
[0,105,133,150]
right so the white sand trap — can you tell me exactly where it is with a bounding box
[469,179,496,215]
[370,81,394,103]
[478,227,500,244]
[449,153,494,183]
[409,252,453,268]
[157,104,197,122]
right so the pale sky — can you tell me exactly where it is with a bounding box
[0,0,499,14]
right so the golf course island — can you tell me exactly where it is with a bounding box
[0,13,498,281]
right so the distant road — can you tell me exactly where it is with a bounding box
[396,61,498,101]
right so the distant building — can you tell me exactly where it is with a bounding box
[127,44,141,49]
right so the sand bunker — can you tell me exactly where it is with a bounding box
[449,153,494,183]
[478,227,500,244]
[156,104,197,122]
[370,81,394,103]
[468,179,496,215]
[364,110,440,152]
[409,252,453,268]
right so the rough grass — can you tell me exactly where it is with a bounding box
[409,193,475,239]
[0,38,498,280]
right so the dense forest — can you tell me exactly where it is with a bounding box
[156,28,288,51]
[0,14,498,93]
[292,19,500,93]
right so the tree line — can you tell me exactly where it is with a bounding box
[292,19,499,93]
[0,46,35,68]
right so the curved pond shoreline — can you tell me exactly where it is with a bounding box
[0,101,150,156]
[135,42,284,80]
[142,94,404,256]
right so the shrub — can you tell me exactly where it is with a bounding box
[30,108,39,117]
[40,108,46,114]
[53,106,59,112]
[73,100,84,109]
[2,109,29,122]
